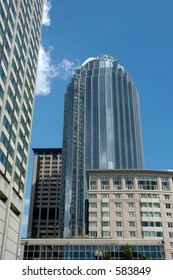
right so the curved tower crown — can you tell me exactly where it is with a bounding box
[61,55,144,237]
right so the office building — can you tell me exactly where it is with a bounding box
[0,0,44,259]
[60,55,144,238]
[87,169,173,260]
[27,148,62,238]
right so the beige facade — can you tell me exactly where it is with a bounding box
[87,169,173,260]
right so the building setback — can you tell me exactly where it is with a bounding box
[27,148,62,238]
[60,55,144,238]
[0,0,44,259]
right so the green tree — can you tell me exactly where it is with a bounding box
[103,252,112,260]
[122,244,133,260]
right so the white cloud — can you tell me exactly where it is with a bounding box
[56,59,81,80]
[42,0,51,26]
[36,44,58,96]
[36,45,81,96]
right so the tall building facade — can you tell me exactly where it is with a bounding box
[0,0,44,259]
[60,55,144,238]
[27,148,62,238]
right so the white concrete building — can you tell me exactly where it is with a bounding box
[0,0,44,259]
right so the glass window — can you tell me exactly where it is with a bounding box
[127,194,134,199]
[168,223,173,228]
[102,212,109,217]
[130,231,136,237]
[165,204,171,209]
[129,221,135,227]
[114,202,122,208]
[114,194,121,199]
[101,202,109,208]
[89,212,97,217]
[112,176,122,190]
[128,212,135,217]
[102,231,110,238]
[101,194,109,198]
[89,203,97,208]
[115,212,122,217]
[115,231,122,237]
[102,221,110,227]
[116,221,122,227]
[127,202,134,208]
[100,176,109,190]
[89,176,97,190]
[89,221,97,227]
[89,231,97,238]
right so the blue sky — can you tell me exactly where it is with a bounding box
[22,0,173,236]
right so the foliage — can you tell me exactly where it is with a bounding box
[103,252,112,260]
[122,244,133,260]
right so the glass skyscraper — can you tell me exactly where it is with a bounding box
[0,0,44,259]
[60,55,144,238]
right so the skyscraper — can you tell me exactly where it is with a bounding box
[27,148,62,239]
[60,55,144,238]
[0,0,44,259]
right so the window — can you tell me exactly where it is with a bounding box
[100,176,109,190]
[142,221,162,227]
[161,178,170,191]
[140,194,159,199]
[169,232,173,238]
[125,176,134,190]
[137,176,158,189]
[165,204,171,209]
[143,231,163,238]
[89,221,97,227]
[102,231,110,238]
[88,194,97,199]
[128,212,135,217]
[127,194,134,199]
[127,202,134,208]
[141,212,161,217]
[102,221,110,227]
[115,212,122,217]
[89,231,97,238]
[101,202,109,208]
[164,195,170,200]
[112,176,122,190]
[114,194,121,199]
[102,212,109,217]
[168,223,173,228]
[89,212,97,217]
[101,194,109,198]
[115,231,122,237]
[129,221,135,227]
[89,203,97,208]
[89,176,97,190]
[167,213,172,218]
[116,221,122,227]
[140,202,160,208]
[130,231,136,237]
[115,202,122,208]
